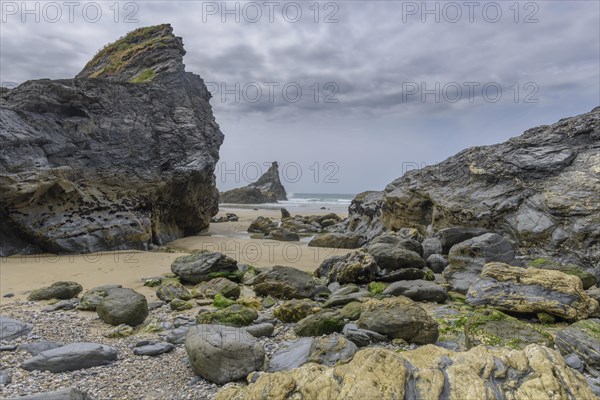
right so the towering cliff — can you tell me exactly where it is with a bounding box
[344,108,600,268]
[0,24,224,256]
[220,161,287,204]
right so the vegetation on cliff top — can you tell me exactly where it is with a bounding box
[84,24,171,80]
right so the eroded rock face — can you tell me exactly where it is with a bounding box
[467,263,599,321]
[555,318,600,378]
[220,161,287,204]
[343,108,600,270]
[443,233,516,293]
[0,24,223,256]
[216,344,596,400]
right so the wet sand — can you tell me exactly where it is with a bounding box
[0,207,350,302]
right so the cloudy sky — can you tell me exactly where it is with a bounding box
[1,1,599,194]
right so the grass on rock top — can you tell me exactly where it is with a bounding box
[84,24,171,79]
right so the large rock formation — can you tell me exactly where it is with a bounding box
[216,344,597,400]
[0,24,223,256]
[219,161,287,203]
[342,108,600,269]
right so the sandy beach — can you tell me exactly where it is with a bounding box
[0,207,350,303]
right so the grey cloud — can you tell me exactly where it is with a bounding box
[1,0,598,193]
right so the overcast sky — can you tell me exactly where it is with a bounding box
[1,1,599,194]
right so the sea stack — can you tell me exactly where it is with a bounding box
[220,161,287,204]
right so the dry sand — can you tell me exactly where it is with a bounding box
[0,207,350,302]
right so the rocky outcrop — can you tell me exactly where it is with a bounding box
[220,161,287,204]
[342,108,600,270]
[0,24,223,256]
[467,263,599,321]
[555,319,600,378]
[216,344,597,400]
[443,233,516,293]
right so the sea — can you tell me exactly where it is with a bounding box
[221,193,355,214]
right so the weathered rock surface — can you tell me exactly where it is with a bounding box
[185,324,265,384]
[342,108,600,271]
[365,236,425,273]
[247,216,278,233]
[443,233,516,293]
[251,265,319,299]
[0,24,223,256]
[171,251,239,284]
[192,277,240,299]
[555,318,600,378]
[529,257,597,290]
[268,338,314,372]
[382,279,448,303]
[243,323,275,338]
[308,233,364,249]
[96,288,148,326]
[216,344,597,400]
[21,343,117,372]
[77,285,121,311]
[156,281,191,302]
[274,299,319,323]
[315,251,378,284]
[467,263,599,321]
[196,304,258,327]
[0,316,33,341]
[264,228,300,242]
[464,309,553,350]
[295,309,346,337]
[27,281,83,301]
[268,334,357,372]
[357,297,439,344]
[220,161,287,204]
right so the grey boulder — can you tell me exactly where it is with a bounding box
[268,334,357,372]
[185,324,265,384]
[27,281,82,301]
[77,285,122,311]
[342,323,388,347]
[365,236,425,272]
[268,338,314,372]
[251,265,319,300]
[443,233,515,293]
[382,280,448,303]
[21,343,117,372]
[171,252,239,284]
[97,288,148,326]
[426,254,448,273]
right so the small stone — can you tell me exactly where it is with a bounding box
[133,342,175,356]
[170,298,193,311]
[564,354,584,372]
[0,370,11,386]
